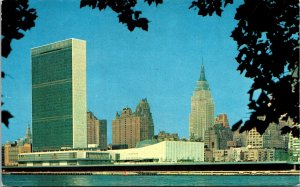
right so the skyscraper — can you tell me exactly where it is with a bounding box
[25,125,32,144]
[31,38,87,151]
[135,98,154,140]
[189,64,214,141]
[87,111,107,150]
[99,119,108,150]
[112,99,154,148]
[112,108,141,149]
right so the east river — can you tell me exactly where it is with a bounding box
[2,175,300,186]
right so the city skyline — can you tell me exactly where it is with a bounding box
[2,0,252,144]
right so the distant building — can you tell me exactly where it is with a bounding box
[246,128,263,148]
[155,131,179,142]
[99,120,108,150]
[213,150,226,162]
[18,150,111,166]
[233,129,247,147]
[204,149,213,162]
[4,142,31,166]
[204,123,233,150]
[18,141,204,166]
[136,98,155,141]
[31,39,87,151]
[1,146,4,166]
[17,125,32,146]
[289,132,300,161]
[245,148,276,162]
[226,122,290,162]
[87,112,98,146]
[263,123,289,149]
[111,144,128,150]
[244,123,289,150]
[215,114,230,128]
[227,141,238,148]
[254,121,290,161]
[109,141,204,163]
[4,142,18,166]
[136,139,158,148]
[87,112,107,150]
[203,120,233,162]
[4,127,33,166]
[189,64,214,141]
[112,108,141,149]
[226,147,248,162]
[225,147,288,162]
[112,99,154,148]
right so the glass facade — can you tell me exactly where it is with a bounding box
[31,39,87,151]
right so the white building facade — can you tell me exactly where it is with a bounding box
[109,141,204,163]
[17,141,204,166]
[18,150,111,166]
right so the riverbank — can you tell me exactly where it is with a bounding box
[3,174,299,186]
[3,170,299,176]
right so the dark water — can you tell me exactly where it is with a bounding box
[2,175,300,186]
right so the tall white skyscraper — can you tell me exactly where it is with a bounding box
[189,64,215,141]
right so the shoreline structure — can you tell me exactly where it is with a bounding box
[3,162,299,176]
[3,170,300,176]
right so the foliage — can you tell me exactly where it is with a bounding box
[1,0,37,127]
[81,0,299,137]
[189,0,233,16]
[2,0,37,58]
[80,0,163,31]
[231,0,299,137]
[80,0,233,31]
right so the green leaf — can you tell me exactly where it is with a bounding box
[231,119,243,131]
[2,110,13,128]
[224,0,233,7]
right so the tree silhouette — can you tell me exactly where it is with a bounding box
[80,0,299,137]
[1,0,37,127]
[230,0,299,137]
[80,0,163,32]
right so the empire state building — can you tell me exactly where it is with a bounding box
[189,64,215,141]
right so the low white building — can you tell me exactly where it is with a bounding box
[109,141,204,163]
[18,150,111,166]
[17,141,204,166]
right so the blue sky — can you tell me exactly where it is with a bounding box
[2,0,252,144]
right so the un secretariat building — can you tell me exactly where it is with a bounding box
[31,39,87,152]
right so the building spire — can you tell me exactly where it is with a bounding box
[199,63,206,81]
[26,124,31,136]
